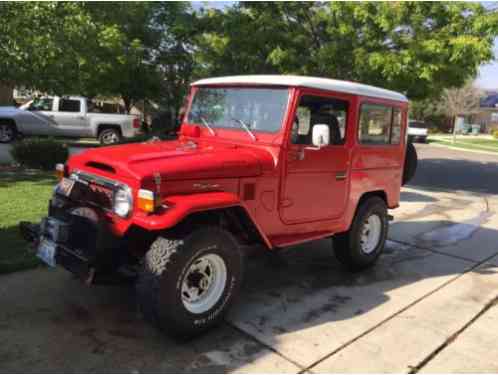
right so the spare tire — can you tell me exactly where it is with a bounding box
[402,141,418,186]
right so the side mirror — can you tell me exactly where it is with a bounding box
[311,124,330,149]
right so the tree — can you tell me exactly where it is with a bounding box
[148,2,198,120]
[438,82,483,142]
[196,2,498,100]
[0,2,163,112]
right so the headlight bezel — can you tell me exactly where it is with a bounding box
[61,170,135,219]
[113,186,133,218]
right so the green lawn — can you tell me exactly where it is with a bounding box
[429,137,498,153]
[0,169,56,274]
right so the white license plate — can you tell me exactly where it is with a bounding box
[58,177,75,197]
[37,239,57,267]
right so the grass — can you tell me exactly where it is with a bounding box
[0,169,56,274]
[429,136,498,154]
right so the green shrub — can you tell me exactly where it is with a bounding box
[493,130,498,139]
[10,138,69,170]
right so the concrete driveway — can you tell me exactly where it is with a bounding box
[1,144,498,373]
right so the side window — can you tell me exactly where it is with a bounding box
[358,104,391,144]
[28,98,53,111]
[391,108,402,144]
[358,103,403,145]
[59,99,81,112]
[291,95,348,145]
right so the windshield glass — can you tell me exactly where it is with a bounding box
[28,98,53,111]
[187,87,289,133]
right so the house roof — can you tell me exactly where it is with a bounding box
[192,75,408,103]
[481,94,498,108]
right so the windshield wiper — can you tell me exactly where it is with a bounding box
[200,116,216,136]
[231,118,257,141]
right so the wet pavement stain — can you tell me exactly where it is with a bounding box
[416,211,494,248]
[303,295,352,323]
[397,197,474,222]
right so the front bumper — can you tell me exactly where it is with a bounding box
[19,194,136,285]
[408,134,427,143]
[20,219,95,282]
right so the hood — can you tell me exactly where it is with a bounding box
[68,138,276,184]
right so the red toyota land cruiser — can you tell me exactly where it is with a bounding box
[21,75,417,337]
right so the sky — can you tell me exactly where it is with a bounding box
[475,37,498,90]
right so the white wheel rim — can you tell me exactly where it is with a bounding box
[360,214,382,254]
[181,253,227,314]
[102,131,119,144]
[0,125,14,142]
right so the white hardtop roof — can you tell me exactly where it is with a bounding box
[192,75,408,103]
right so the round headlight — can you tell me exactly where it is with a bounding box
[113,187,132,218]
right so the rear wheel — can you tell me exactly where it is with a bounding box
[334,197,388,271]
[136,227,245,338]
[98,128,121,145]
[0,121,17,143]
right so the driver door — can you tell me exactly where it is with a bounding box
[21,98,57,135]
[280,91,351,224]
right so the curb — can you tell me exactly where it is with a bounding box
[427,142,498,157]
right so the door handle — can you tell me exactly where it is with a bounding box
[336,171,347,181]
[288,149,305,161]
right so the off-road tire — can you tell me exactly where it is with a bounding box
[402,141,418,186]
[136,227,245,338]
[98,128,121,145]
[334,197,388,271]
[0,120,17,143]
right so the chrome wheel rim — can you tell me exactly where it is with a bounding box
[0,124,14,142]
[360,214,382,254]
[102,131,119,144]
[181,253,227,314]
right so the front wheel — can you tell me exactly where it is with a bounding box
[136,228,245,338]
[334,197,388,271]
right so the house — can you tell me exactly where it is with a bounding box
[0,84,13,106]
[475,91,498,133]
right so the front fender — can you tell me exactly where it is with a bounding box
[131,191,272,248]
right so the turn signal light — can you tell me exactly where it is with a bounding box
[137,189,159,213]
[55,164,66,181]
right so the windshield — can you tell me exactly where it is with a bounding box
[28,98,53,111]
[187,87,289,133]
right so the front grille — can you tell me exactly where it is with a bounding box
[70,180,114,210]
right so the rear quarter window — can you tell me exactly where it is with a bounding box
[358,103,403,145]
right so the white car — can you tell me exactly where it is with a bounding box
[408,120,428,143]
[0,96,142,144]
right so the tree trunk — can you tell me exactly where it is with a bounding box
[452,115,457,144]
[122,96,132,114]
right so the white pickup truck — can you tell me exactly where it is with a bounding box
[0,96,142,144]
